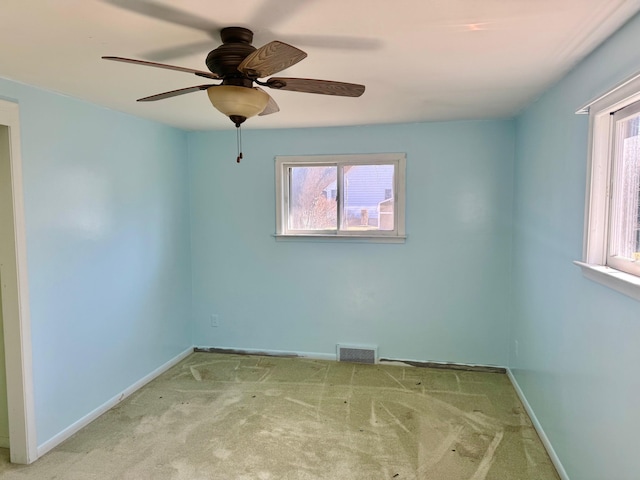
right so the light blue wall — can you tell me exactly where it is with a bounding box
[188,120,514,366]
[0,78,192,445]
[511,13,640,480]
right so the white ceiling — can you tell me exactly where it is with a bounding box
[1,0,639,131]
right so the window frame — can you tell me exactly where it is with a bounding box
[576,71,640,300]
[606,101,640,276]
[275,153,406,243]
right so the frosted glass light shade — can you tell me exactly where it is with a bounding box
[207,86,269,118]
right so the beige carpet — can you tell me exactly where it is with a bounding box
[0,352,560,479]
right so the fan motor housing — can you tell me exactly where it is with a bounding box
[206,27,256,77]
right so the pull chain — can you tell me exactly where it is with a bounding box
[236,125,243,163]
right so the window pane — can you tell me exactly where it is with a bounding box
[289,166,337,231]
[610,113,640,260]
[342,164,395,231]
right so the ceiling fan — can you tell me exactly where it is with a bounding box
[103,26,366,128]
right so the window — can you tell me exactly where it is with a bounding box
[607,102,640,276]
[275,153,406,242]
[576,71,640,299]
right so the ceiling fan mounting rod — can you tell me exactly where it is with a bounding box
[205,27,256,77]
[220,27,253,44]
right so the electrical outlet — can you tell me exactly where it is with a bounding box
[211,314,220,328]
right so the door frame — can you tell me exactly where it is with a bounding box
[0,99,37,464]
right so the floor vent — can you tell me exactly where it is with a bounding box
[337,345,377,364]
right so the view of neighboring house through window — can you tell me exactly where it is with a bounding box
[276,153,406,241]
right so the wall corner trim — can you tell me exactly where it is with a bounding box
[36,346,194,458]
[507,369,570,480]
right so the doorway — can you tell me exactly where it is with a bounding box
[0,100,37,464]
[0,125,11,448]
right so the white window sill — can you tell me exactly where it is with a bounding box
[574,261,640,301]
[274,234,406,244]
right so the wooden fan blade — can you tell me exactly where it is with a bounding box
[256,88,280,116]
[238,41,307,78]
[137,85,216,102]
[102,56,220,80]
[266,78,365,97]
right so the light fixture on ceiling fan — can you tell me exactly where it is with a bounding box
[206,85,269,127]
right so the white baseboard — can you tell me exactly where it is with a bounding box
[195,346,337,361]
[507,369,570,480]
[36,346,194,458]
[195,347,512,372]
[379,357,506,373]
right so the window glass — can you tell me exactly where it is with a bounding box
[289,166,337,231]
[341,164,394,231]
[608,103,640,273]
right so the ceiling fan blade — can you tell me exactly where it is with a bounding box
[137,84,216,102]
[248,0,318,30]
[102,56,219,80]
[238,41,307,78]
[102,0,219,37]
[140,41,217,62]
[277,34,382,51]
[256,88,280,116]
[266,78,365,97]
